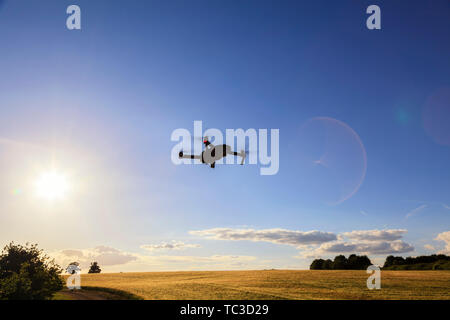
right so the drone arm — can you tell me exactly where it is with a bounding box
[240,150,246,165]
[179,152,202,160]
[226,149,246,165]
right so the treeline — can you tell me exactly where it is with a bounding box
[310,254,450,271]
[310,254,372,270]
[383,254,450,270]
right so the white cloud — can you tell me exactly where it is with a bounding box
[314,240,414,255]
[309,229,415,256]
[190,228,337,247]
[141,241,201,251]
[341,229,407,241]
[424,244,436,251]
[435,231,450,254]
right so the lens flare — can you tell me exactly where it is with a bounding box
[297,117,367,205]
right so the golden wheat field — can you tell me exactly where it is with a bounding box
[69,270,450,300]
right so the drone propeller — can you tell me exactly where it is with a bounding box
[194,136,210,143]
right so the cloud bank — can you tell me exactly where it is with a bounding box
[341,229,407,241]
[190,228,337,246]
[52,245,265,272]
[141,241,200,251]
[312,240,414,255]
[435,231,450,254]
[191,227,415,257]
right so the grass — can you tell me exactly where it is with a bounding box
[61,270,450,300]
[52,291,77,300]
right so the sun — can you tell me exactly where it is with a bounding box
[34,171,70,201]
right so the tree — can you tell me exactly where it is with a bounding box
[88,262,101,274]
[310,259,325,270]
[323,259,333,270]
[383,255,395,268]
[0,242,64,300]
[357,255,372,269]
[347,254,359,269]
[332,255,348,270]
[392,256,405,266]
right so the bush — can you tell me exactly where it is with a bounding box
[0,242,64,300]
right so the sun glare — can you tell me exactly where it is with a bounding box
[34,171,70,201]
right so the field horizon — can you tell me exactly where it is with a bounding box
[63,270,450,300]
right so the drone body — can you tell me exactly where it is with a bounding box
[179,137,246,168]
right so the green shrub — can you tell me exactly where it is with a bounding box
[0,242,64,300]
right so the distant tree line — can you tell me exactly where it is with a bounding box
[310,254,450,271]
[310,254,372,270]
[383,254,450,270]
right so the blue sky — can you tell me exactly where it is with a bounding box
[0,0,449,271]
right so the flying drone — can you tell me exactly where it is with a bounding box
[178,137,246,168]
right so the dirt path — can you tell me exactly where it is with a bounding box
[55,289,127,300]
